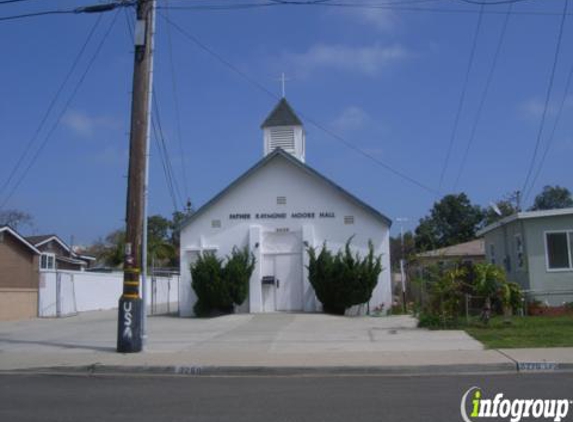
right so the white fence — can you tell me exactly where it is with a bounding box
[38,270,179,318]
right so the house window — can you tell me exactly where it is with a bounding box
[40,253,55,271]
[489,244,496,265]
[211,219,221,229]
[515,234,524,269]
[277,196,287,205]
[344,216,355,225]
[545,231,573,271]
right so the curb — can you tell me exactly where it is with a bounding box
[5,362,521,377]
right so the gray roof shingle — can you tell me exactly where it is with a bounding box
[261,98,303,128]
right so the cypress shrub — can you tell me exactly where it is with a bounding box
[307,239,382,315]
[191,247,255,317]
[224,247,256,306]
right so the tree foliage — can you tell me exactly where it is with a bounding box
[482,198,518,227]
[307,239,382,315]
[88,210,194,268]
[417,262,523,329]
[530,185,573,211]
[414,193,483,251]
[0,209,33,231]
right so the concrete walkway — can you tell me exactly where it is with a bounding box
[0,311,571,375]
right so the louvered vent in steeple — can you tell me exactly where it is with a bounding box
[270,127,295,152]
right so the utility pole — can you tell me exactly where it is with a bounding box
[396,217,409,313]
[117,0,156,354]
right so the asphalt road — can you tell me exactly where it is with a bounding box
[1,373,572,421]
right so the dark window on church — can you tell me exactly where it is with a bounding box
[344,216,354,225]
[277,196,287,205]
[211,220,221,229]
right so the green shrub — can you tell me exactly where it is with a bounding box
[191,247,255,317]
[191,252,230,317]
[307,238,382,315]
[224,247,256,306]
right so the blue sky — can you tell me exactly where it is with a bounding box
[1,0,572,245]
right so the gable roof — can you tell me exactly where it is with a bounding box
[417,239,485,259]
[0,226,41,254]
[477,207,573,236]
[26,234,71,253]
[26,234,56,246]
[261,98,303,128]
[181,148,392,229]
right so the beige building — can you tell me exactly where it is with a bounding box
[0,226,40,321]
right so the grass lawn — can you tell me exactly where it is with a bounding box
[464,315,573,349]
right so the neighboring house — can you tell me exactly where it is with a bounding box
[180,98,392,316]
[413,239,486,274]
[0,226,40,321]
[477,208,573,306]
[26,234,95,271]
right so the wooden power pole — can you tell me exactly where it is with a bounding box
[117,0,155,353]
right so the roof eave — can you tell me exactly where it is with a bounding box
[0,226,41,254]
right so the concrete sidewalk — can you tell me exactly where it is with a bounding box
[0,311,571,376]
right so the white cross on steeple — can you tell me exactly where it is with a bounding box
[277,72,290,98]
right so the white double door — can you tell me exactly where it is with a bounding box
[262,252,303,312]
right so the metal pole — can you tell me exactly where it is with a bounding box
[117,0,155,354]
[396,217,408,313]
[140,0,156,350]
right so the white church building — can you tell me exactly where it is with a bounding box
[179,99,392,316]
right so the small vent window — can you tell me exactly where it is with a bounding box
[276,227,290,233]
[270,127,295,151]
[277,196,286,205]
[211,220,221,229]
[344,216,355,225]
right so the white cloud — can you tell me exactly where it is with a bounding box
[331,7,397,32]
[332,106,371,131]
[518,96,573,119]
[282,43,409,78]
[63,110,119,138]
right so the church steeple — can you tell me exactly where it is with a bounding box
[261,98,306,162]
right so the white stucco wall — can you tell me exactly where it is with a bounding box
[180,153,392,317]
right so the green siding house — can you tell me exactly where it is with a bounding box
[477,208,573,306]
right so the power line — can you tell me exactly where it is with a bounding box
[452,2,513,190]
[0,0,41,4]
[521,0,569,202]
[152,96,185,212]
[525,43,573,201]
[0,10,74,21]
[164,0,190,203]
[0,13,103,200]
[0,10,121,210]
[455,0,532,4]
[0,1,133,22]
[158,1,573,16]
[161,12,440,195]
[437,2,484,193]
[151,116,180,212]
